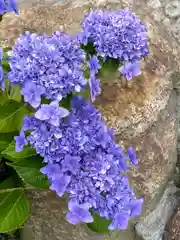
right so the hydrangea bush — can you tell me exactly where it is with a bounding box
[0,1,148,235]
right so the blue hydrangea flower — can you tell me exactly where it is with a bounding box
[0,66,4,90]
[127,146,138,165]
[0,48,3,61]
[0,0,18,15]
[21,82,45,109]
[87,55,101,101]
[16,96,143,230]
[66,200,93,224]
[108,211,130,230]
[14,131,28,152]
[0,48,4,90]
[119,61,141,80]
[35,102,69,127]
[50,175,71,197]
[79,9,148,62]
[88,55,100,74]
[89,71,101,102]
[8,31,87,108]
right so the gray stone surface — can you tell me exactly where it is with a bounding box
[148,0,161,9]
[136,182,178,240]
[165,197,180,240]
[171,18,180,44]
[0,0,180,239]
[165,1,180,18]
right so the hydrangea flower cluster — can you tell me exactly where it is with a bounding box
[8,31,87,108]
[0,0,18,15]
[3,7,148,231]
[15,96,143,230]
[78,9,148,80]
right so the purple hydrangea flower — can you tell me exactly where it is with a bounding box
[108,211,130,230]
[88,55,100,74]
[21,82,45,108]
[127,146,138,165]
[79,9,148,62]
[8,31,87,108]
[0,48,3,61]
[40,163,61,180]
[14,131,28,152]
[35,102,69,127]
[0,48,4,90]
[119,61,141,80]
[6,0,18,14]
[89,71,101,102]
[0,0,18,15]
[66,200,93,224]
[0,65,4,90]
[128,199,144,217]
[0,1,4,14]
[50,175,71,197]
[16,96,143,230]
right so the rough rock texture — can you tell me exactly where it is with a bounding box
[165,200,180,240]
[135,182,178,240]
[0,0,179,240]
[165,76,180,240]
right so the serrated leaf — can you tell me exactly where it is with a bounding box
[0,132,17,153]
[2,141,36,161]
[8,157,50,189]
[0,189,30,233]
[0,100,28,133]
[87,214,111,234]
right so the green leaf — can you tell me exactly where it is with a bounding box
[84,68,90,79]
[60,93,73,110]
[87,214,111,234]
[0,177,15,190]
[0,132,17,153]
[0,91,9,105]
[3,47,11,58]
[0,189,30,233]
[0,100,28,133]
[81,42,96,56]
[2,60,10,73]
[100,57,120,81]
[8,157,50,189]
[2,141,36,161]
[2,48,11,73]
[75,88,90,100]
[9,86,21,102]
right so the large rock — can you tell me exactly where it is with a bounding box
[135,181,178,240]
[165,200,180,240]
[0,0,179,239]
